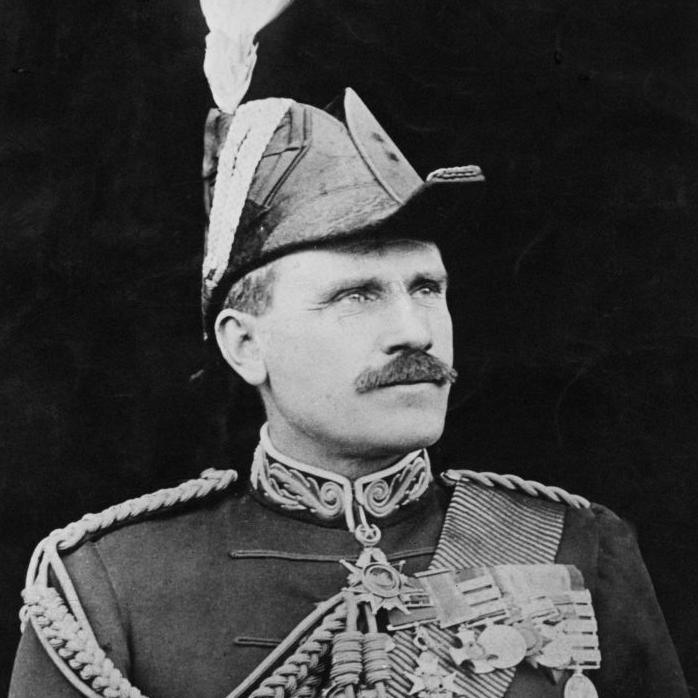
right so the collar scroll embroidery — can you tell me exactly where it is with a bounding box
[250,424,432,530]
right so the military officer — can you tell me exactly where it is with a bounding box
[10,87,689,698]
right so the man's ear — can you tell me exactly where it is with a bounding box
[214,309,268,386]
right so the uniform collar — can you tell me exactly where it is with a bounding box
[249,424,433,531]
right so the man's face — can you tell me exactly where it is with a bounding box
[251,239,454,466]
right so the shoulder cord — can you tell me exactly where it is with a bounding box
[20,468,238,698]
[440,469,591,509]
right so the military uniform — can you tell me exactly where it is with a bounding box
[10,433,688,697]
[10,84,689,696]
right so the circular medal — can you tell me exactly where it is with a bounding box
[564,672,598,698]
[471,658,496,674]
[537,637,573,668]
[478,625,527,669]
[362,562,402,598]
[515,621,543,655]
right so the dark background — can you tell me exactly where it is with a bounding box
[1,0,697,693]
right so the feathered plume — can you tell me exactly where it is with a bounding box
[200,0,296,113]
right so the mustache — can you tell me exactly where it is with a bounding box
[355,350,458,393]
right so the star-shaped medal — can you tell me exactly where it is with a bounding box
[341,546,418,613]
[409,650,461,697]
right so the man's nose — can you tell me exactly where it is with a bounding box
[379,294,433,354]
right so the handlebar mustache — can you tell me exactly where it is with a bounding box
[355,350,458,394]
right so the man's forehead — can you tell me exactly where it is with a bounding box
[275,239,446,284]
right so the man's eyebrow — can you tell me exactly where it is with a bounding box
[314,270,449,298]
[316,276,385,298]
[408,270,449,288]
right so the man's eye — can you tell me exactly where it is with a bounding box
[336,290,374,304]
[414,283,444,297]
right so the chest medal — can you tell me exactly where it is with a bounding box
[319,518,600,698]
[229,467,601,698]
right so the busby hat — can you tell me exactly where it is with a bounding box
[201,88,484,338]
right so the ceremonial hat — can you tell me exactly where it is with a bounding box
[201,88,484,337]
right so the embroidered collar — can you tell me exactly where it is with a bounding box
[249,424,432,531]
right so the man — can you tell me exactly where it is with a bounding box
[10,89,688,698]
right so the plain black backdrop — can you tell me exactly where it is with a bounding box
[1,0,697,694]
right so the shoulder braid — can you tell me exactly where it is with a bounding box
[20,468,237,698]
[440,469,591,509]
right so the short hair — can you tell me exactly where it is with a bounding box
[222,262,277,316]
[221,237,424,316]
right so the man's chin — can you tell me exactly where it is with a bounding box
[368,382,448,419]
[356,413,446,456]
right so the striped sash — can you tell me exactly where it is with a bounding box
[387,479,566,697]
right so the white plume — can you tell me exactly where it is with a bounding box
[200,0,296,113]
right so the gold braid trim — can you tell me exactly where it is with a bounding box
[22,586,142,698]
[20,467,238,698]
[441,469,591,509]
[227,593,346,698]
[227,592,392,698]
[244,602,347,698]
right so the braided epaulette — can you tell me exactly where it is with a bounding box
[45,467,237,554]
[20,467,237,698]
[440,469,591,509]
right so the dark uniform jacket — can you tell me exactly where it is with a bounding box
[10,468,688,697]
